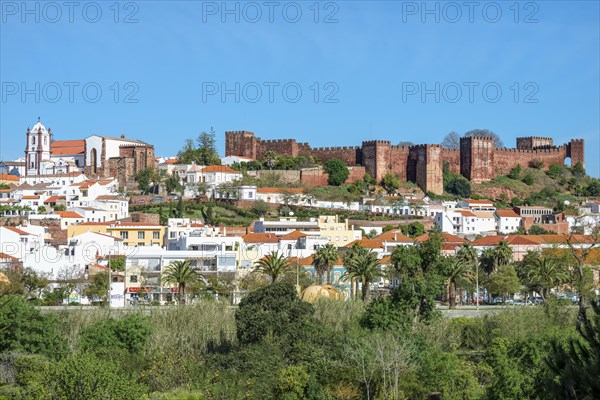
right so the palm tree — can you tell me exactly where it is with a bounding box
[254,251,291,282]
[445,256,473,309]
[457,244,479,304]
[313,244,339,285]
[263,151,277,170]
[161,260,206,304]
[493,241,513,269]
[343,248,383,301]
[525,256,569,301]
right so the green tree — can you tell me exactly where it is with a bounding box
[528,159,544,169]
[83,271,109,304]
[380,173,400,195]
[571,161,585,177]
[263,151,277,170]
[585,179,600,196]
[250,199,270,216]
[343,245,383,301]
[486,264,521,301]
[445,175,472,197]
[547,300,600,399]
[528,225,553,235]
[0,296,67,359]
[313,243,338,285]
[522,255,569,301]
[235,282,315,345]
[197,130,221,165]
[161,259,206,304]
[323,158,349,186]
[135,168,160,195]
[164,173,182,194]
[254,251,292,283]
[445,256,472,309]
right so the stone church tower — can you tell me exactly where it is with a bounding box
[24,118,52,176]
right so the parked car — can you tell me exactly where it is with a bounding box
[150,196,165,203]
[134,199,147,204]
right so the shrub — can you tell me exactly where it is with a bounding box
[79,313,151,355]
[445,175,472,197]
[0,296,67,359]
[528,160,544,169]
[508,165,522,180]
[522,174,534,186]
[323,158,349,186]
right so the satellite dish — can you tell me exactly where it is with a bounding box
[289,211,294,216]
[564,200,570,205]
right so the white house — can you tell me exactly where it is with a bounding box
[495,209,522,234]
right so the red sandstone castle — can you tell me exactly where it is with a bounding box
[225,131,584,195]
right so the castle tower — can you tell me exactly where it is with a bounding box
[361,140,391,181]
[225,131,258,159]
[460,136,495,183]
[567,139,585,169]
[516,136,554,150]
[24,118,52,176]
[414,145,443,195]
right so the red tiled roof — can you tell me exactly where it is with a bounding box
[375,230,413,243]
[279,231,308,240]
[50,140,85,155]
[0,252,19,261]
[44,195,64,203]
[495,209,520,218]
[380,255,392,264]
[290,255,344,267]
[201,165,239,174]
[2,226,31,235]
[415,232,467,244]
[0,174,19,182]
[471,235,539,247]
[457,210,477,217]
[95,195,125,201]
[243,232,279,243]
[256,187,304,194]
[344,238,384,249]
[56,211,84,219]
[465,199,494,205]
[21,195,39,200]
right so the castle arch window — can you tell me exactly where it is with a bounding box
[32,137,35,145]
[44,137,47,145]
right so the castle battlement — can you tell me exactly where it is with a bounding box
[362,140,391,146]
[225,129,584,195]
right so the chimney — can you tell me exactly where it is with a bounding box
[120,134,125,139]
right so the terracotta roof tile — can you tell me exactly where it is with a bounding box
[2,226,31,235]
[344,238,384,249]
[0,174,19,182]
[375,230,413,243]
[495,209,520,218]
[50,140,85,155]
[279,231,308,240]
[201,165,239,173]
[243,232,279,243]
[56,211,84,219]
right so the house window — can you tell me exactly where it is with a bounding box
[153,232,160,240]
[130,275,138,283]
[138,232,145,239]
[138,242,144,246]
[120,231,129,239]
[32,137,35,145]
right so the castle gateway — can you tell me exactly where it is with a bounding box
[225,131,584,195]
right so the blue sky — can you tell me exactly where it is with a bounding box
[1,1,599,176]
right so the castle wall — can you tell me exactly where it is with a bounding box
[308,146,361,166]
[493,147,566,175]
[225,131,584,192]
[441,148,461,174]
[390,146,411,181]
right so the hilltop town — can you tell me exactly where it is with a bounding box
[0,119,598,306]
